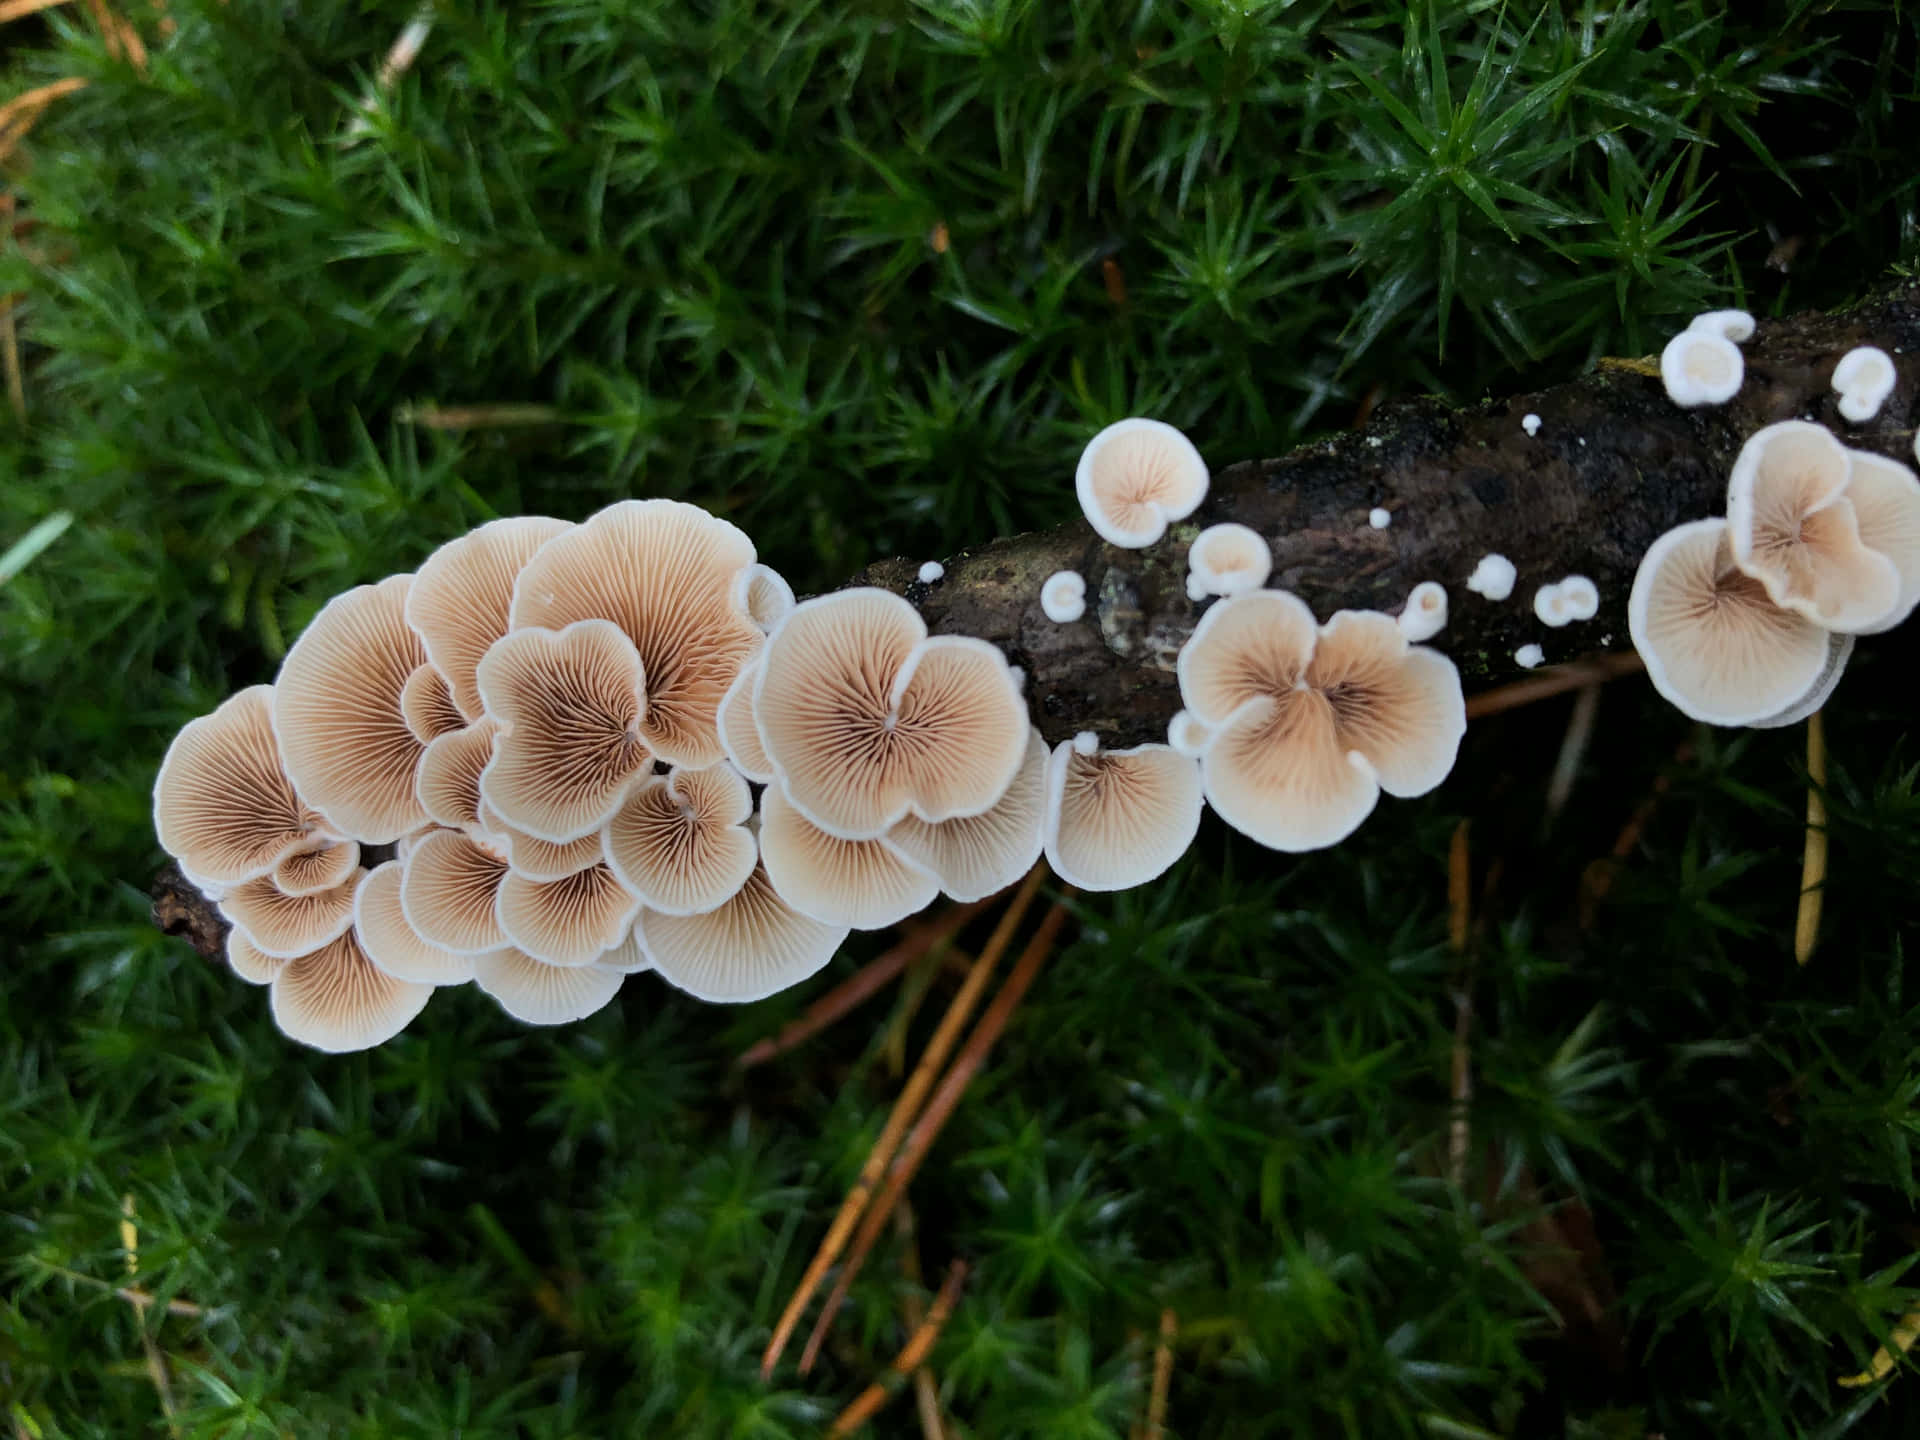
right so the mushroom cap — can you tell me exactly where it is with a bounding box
[1397,582,1448,643]
[406,516,573,721]
[153,685,323,887]
[734,563,796,631]
[1842,448,1920,634]
[716,653,775,782]
[1558,575,1599,620]
[759,784,940,929]
[416,717,500,832]
[1628,517,1833,726]
[226,927,287,986]
[1042,740,1203,892]
[219,868,363,960]
[475,619,652,843]
[269,929,434,1053]
[885,727,1047,903]
[1166,710,1215,758]
[1833,346,1897,423]
[603,762,758,916]
[400,828,511,954]
[508,499,760,767]
[1188,523,1272,597]
[353,859,476,985]
[1688,309,1755,343]
[273,574,432,844]
[1040,570,1087,623]
[755,588,1028,839]
[1726,421,1900,632]
[594,924,651,974]
[1465,553,1516,601]
[1533,584,1573,627]
[497,823,606,882]
[272,838,361,897]
[1177,592,1465,852]
[1660,327,1743,407]
[399,663,467,744]
[495,862,642,968]
[471,947,625,1025]
[1075,418,1209,548]
[636,860,847,1003]
[1752,632,1855,730]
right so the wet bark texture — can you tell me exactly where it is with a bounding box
[153,284,1920,954]
[859,282,1920,748]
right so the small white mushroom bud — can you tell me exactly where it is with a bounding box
[1041,570,1087,623]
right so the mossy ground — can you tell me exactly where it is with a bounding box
[4,3,1920,1435]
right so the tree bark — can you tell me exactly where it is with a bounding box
[152,284,1920,956]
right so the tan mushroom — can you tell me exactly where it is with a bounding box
[1752,633,1855,730]
[594,923,651,974]
[716,656,775,782]
[1629,517,1834,726]
[734,563,796,631]
[1725,420,1900,632]
[153,685,323,886]
[471,947,625,1025]
[272,838,361,897]
[226,928,286,986]
[475,619,651,843]
[603,763,758,915]
[270,928,435,1052]
[497,823,606,882]
[1187,523,1271,599]
[508,499,760,767]
[1041,740,1203,891]
[636,860,847,1003]
[219,868,363,959]
[406,515,572,720]
[495,863,644,968]
[399,663,467,743]
[353,860,476,985]
[416,717,500,832]
[885,727,1047,902]
[273,574,432,843]
[1075,418,1209,548]
[1176,591,1466,852]
[400,828,511,954]
[1843,448,1920,634]
[754,588,1028,839]
[759,785,940,929]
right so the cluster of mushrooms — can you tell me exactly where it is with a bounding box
[151,318,1918,1053]
[1635,316,1920,726]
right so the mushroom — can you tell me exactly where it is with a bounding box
[400,828,512,954]
[218,868,363,959]
[1042,740,1203,891]
[508,498,761,768]
[470,946,625,1025]
[415,717,500,832]
[1397,582,1448,642]
[1040,570,1087,623]
[1832,346,1897,423]
[1534,584,1572,627]
[636,860,848,1003]
[1661,325,1743,407]
[475,619,651,843]
[1688,309,1756,343]
[270,928,435,1053]
[1176,591,1466,852]
[734,563,797,632]
[754,588,1028,839]
[352,860,476,985]
[917,561,945,584]
[1841,448,1920,634]
[495,863,643,968]
[1074,418,1209,548]
[272,838,361,897]
[1515,644,1545,669]
[1166,710,1215,758]
[153,685,324,887]
[1725,421,1899,632]
[1557,575,1599,621]
[1465,554,1516,601]
[406,515,572,721]
[1368,508,1392,530]
[1187,523,1272,599]
[594,924,651,974]
[716,656,775,782]
[885,728,1048,902]
[1752,632,1856,730]
[399,663,467,744]
[496,824,606,882]
[225,928,287,986]
[1628,517,1833,726]
[603,762,758,915]
[760,785,940,929]
[273,574,432,844]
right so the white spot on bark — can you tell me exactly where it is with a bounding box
[1521,413,1541,437]
[1368,507,1391,529]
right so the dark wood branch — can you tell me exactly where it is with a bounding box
[153,284,1920,955]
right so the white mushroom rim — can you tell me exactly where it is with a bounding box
[1074,418,1209,548]
[1398,582,1447,642]
[1187,523,1271,599]
[1661,326,1743,408]
[1832,346,1896,424]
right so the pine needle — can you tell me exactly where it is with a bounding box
[1795,709,1828,966]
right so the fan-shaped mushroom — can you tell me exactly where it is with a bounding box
[400,828,511,954]
[470,947,625,1026]
[270,929,434,1053]
[604,762,758,915]
[416,717,500,833]
[353,860,476,985]
[1042,740,1203,891]
[1187,523,1271,598]
[884,728,1048,902]
[716,656,775,782]
[1075,418,1209,548]
[759,785,940,929]
[272,838,360,898]
[636,861,847,1003]
[407,516,572,721]
[219,868,363,959]
[1842,448,1920,634]
[495,863,643,968]
[399,663,466,743]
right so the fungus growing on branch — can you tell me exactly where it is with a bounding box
[1187,523,1272,599]
[1041,740,1203,892]
[884,728,1048,903]
[470,946,625,1025]
[1832,346,1897,423]
[496,862,644,968]
[400,829,512,955]
[1075,418,1209,548]
[760,786,941,930]
[636,860,847,1003]
[218,868,362,959]
[603,763,759,915]
[269,929,434,1053]
[353,860,477,986]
